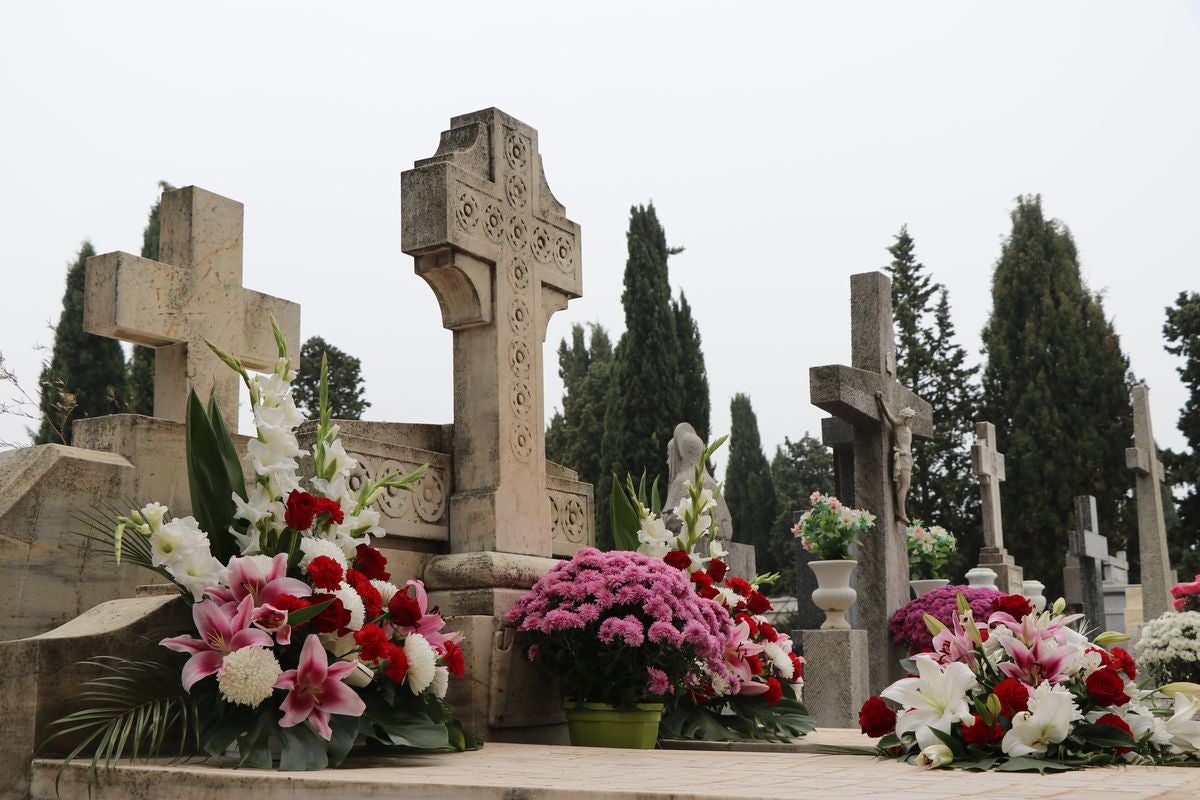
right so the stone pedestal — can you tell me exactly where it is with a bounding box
[794,629,869,729]
[976,547,1023,595]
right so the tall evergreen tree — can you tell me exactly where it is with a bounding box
[769,433,835,589]
[293,336,370,419]
[981,196,1134,598]
[35,242,126,444]
[1164,291,1200,576]
[546,322,613,494]
[125,181,175,415]
[599,204,684,548]
[673,292,710,443]
[724,393,778,570]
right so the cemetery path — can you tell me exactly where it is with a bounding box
[31,731,1200,800]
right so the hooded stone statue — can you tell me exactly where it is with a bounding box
[663,422,733,544]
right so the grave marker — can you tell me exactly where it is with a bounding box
[1125,384,1173,620]
[972,421,1023,593]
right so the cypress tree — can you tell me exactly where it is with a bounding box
[35,242,126,444]
[599,204,684,548]
[724,393,778,569]
[673,292,711,443]
[981,196,1134,598]
[1164,292,1200,576]
[546,322,613,494]
[125,182,174,415]
[769,433,835,589]
[293,336,370,419]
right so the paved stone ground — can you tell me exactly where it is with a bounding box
[31,730,1200,800]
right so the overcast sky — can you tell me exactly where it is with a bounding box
[1,2,1197,480]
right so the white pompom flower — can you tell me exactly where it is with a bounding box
[404,633,437,694]
[333,582,366,631]
[217,647,282,708]
[300,537,349,570]
[371,580,400,605]
[431,665,450,700]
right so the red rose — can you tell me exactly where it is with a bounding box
[991,594,1034,621]
[726,577,753,597]
[308,593,351,634]
[735,613,760,638]
[788,652,805,682]
[747,591,772,615]
[1086,667,1130,707]
[960,714,1003,746]
[354,544,391,582]
[745,654,764,676]
[314,496,344,525]
[764,677,783,705]
[992,678,1029,716]
[443,640,466,679]
[690,571,714,590]
[663,550,692,571]
[858,696,896,737]
[707,559,729,583]
[307,555,344,591]
[1110,647,1137,680]
[354,623,391,662]
[759,622,779,642]
[389,589,422,627]
[285,490,322,531]
[346,569,383,620]
[384,643,409,682]
[1096,713,1134,754]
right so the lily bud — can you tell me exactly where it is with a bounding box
[1052,597,1067,615]
[1159,682,1200,698]
[1094,631,1131,647]
[916,743,954,769]
[923,613,950,637]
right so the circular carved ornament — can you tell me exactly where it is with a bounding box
[554,234,574,274]
[508,339,531,379]
[455,191,480,231]
[505,130,531,171]
[563,497,586,542]
[412,468,447,523]
[506,174,528,210]
[530,225,553,263]
[510,380,532,418]
[550,494,561,532]
[483,204,505,242]
[376,458,412,519]
[511,422,534,462]
[508,216,529,251]
[507,256,530,290]
[508,297,531,335]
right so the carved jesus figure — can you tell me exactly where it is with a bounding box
[876,391,916,524]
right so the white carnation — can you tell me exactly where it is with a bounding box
[762,640,794,680]
[404,633,437,694]
[371,580,400,605]
[300,537,349,570]
[431,665,450,699]
[218,647,281,708]
[333,582,366,631]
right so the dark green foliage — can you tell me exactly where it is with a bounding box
[674,292,711,443]
[769,433,835,589]
[724,394,778,567]
[598,205,684,549]
[125,182,174,416]
[35,242,125,444]
[546,322,614,496]
[885,227,981,580]
[185,390,248,563]
[294,336,370,420]
[980,196,1134,598]
[1164,291,1200,577]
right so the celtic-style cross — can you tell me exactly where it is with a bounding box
[402,109,582,558]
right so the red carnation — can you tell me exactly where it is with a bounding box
[698,584,720,600]
[347,568,383,620]
[354,544,391,582]
[1110,647,1137,680]
[858,696,896,737]
[443,640,466,678]
[285,490,322,531]
[991,594,1033,621]
[747,591,772,616]
[389,589,422,627]
[1087,667,1130,707]
[384,643,409,682]
[354,623,391,662]
[270,593,307,613]
[745,654,764,676]
[314,496,344,525]
[960,714,1003,746]
[788,652,805,682]
[726,577,753,597]
[707,559,729,583]
[308,593,351,634]
[992,677,1030,716]
[663,550,692,571]
[1096,713,1134,754]
[759,622,780,642]
[690,570,714,590]
[764,677,783,705]
[307,555,344,591]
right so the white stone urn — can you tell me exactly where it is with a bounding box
[964,567,998,589]
[910,578,950,597]
[1021,580,1047,613]
[808,560,857,630]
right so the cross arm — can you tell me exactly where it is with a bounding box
[84,252,188,346]
[241,290,300,370]
[1125,446,1165,481]
[810,364,934,440]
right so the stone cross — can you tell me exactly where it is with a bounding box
[1063,495,1108,627]
[972,421,1023,594]
[84,186,301,424]
[810,271,934,693]
[401,109,581,558]
[1125,384,1173,620]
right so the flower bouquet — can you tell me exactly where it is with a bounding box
[43,318,476,777]
[1171,574,1200,612]
[609,436,813,742]
[1137,611,1200,686]
[791,491,874,560]
[890,585,1003,654]
[861,592,1200,771]
[905,521,955,580]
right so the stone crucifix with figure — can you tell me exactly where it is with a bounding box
[972,421,1023,594]
[810,271,934,694]
[1126,384,1173,621]
[83,186,301,424]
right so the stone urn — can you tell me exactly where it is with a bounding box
[910,578,950,597]
[1022,580,1047,613]
[808,560,857,630]
[964,567,998,589]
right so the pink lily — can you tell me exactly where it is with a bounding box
[997,636,1076,685]
[930,612,983,668]
[208,553,311,608]
[276,633,366,740]
[392,580,461,651]
[160,596,273,690]
[988,609,1084,648]
[723,620,766,686]
[252,603,293,645]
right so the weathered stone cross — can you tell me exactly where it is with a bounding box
[84,186,301,424]
[1125,384,1173,620]
[402,109,581,558]
[810,271,933,693]
[972,421,1023,593]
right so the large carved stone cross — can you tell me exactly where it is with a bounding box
[84,186,301,424]
[402,109,581,558]
[972,421,1023,594]
[810,271,933,693]
[1125,384,1173,620]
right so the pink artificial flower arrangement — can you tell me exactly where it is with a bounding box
[1171,575,1200,612]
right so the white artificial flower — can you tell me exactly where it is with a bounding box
[371,580,400,605]
[333,582,366,631]
[708,539,729,560]
[715,586,743,608]
[300,537,349,570]
[762,641,794,680]
[404,633,437,694]
[322,438,359,478]
[233,485,277,527]
[1001,683,1083,757]
[170,549,227,601]
[696,487,716,514]
[139,502,168,532]
[837,508,855,528]
[1162,692,1200,753]
[431,665,450,700]
[217,647,282,707]
[882,656,978,750]
[150,516,208,567]
[637,516,673,558]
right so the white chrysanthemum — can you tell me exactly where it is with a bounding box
[371,580,400,605]
[150,516,208,567]
[762,641,794,680]
[710,674,733,697]
[218,647,281,707]
[431,665,449,700]
[333,582,366,631]
[404,633,437,694]
[300,537,349,570]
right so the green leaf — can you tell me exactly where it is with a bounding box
[207,392,248,503]
[610,474,642,552]
[650,476,662,517]
[327,714,361,767]
[287,598,333,627]
[1074,722,1136,749]
[929,725,967,759]
[278,722,329,771]
[186,389,238,562]
[996,756,1080,773]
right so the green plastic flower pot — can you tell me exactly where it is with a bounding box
[562,702,664,748]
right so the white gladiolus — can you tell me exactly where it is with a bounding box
[139,502,168,532]
[150,517,208,567]
[171,549,227,601]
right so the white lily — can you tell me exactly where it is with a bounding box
[1001,682,1082,757]
[881,655,978,749]
[1163,692,1200,753]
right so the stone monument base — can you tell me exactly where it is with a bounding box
[724,542,757,582]
[793,629,869,729]
[976,547,1023,595]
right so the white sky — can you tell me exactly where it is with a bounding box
[1,2,1197,474]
